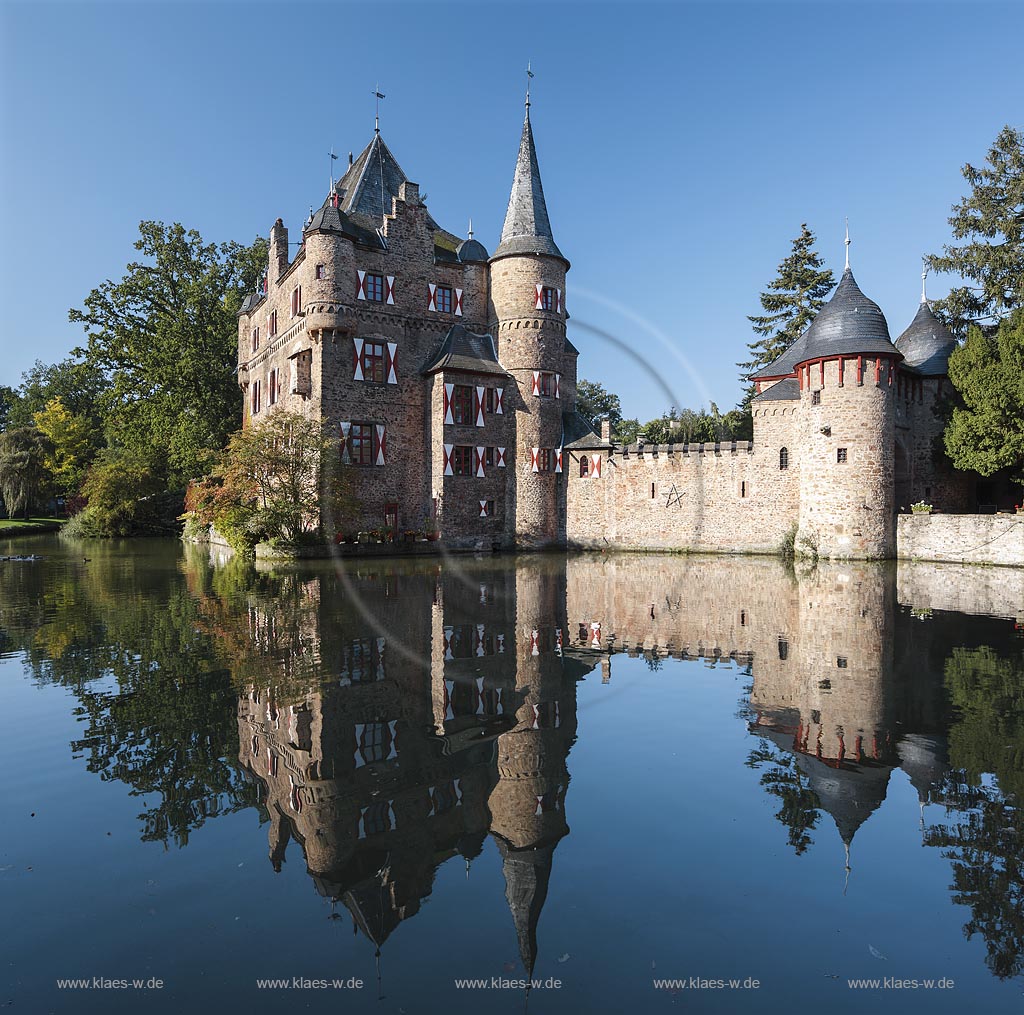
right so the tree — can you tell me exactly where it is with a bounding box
[69,221,267,487]
[8,357,107,432]
[943,309,1024,487]
[927,125,1024,334]
[0,385,21,431]
[738,224,834,405]
[576,379,623,433]
[0,427,51,518]
[33,398,97,498]
[186,411,353,551]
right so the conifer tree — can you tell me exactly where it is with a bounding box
[927,125,1024,335]
[738,225,834,405]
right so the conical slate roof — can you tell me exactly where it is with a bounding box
[497,838,556,976]
[895,302,957,376]
[334,133,414,227]
[493,107,565,263]
[753,268,898,379]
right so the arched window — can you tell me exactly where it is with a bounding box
[779,447,789,470]
[580,456,590,478]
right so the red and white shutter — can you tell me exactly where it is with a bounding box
[356,270,367,300]
[494,386,504,414]
[496,447,506,468]
[555,448,563,473]
[534,283,544,310]
[374,425,386,466]
[443,383,454,425]
[353,338,364,381]
[427,283,437,312]
[475,446,485,477]
[386,342,398,384]
[454,288,463,316]
[530,447,540,473]
[556,288,563,314]
[340,421,352,464]
[530,629,540,656]
[475,386,485,427]
[531,370,541,396]
[443,443,454,476]
[590,622,602,649]
[592,454,602,479]
[554,373,561,399]
[385,276,396,305]
[479,499,488,518]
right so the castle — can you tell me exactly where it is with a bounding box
[237,94,974,560]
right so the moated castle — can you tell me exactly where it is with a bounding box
[236,94,974,560]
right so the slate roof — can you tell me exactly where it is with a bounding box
[493,107,566,263]
[895,301,957,376]
[421,324,508,377]
[457,237,489,262]
[562,411,605,450]
[751,376,800,402]
[753,269,898,379]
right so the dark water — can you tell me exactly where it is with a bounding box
[2,536,1023,1014]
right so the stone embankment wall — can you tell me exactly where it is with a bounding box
[896,558,1024,619]
[897,514,1023,568]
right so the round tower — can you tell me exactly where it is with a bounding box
[793,249,901,559]
[489,96,570,548]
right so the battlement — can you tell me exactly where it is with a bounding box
[613,440,754,458]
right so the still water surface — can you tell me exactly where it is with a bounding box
[2,536,1023,1013]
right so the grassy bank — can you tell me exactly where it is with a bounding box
[0,517,65,537]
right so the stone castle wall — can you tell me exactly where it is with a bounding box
[897,514,1024,568]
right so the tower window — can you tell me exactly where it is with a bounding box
[315,263,326,280]
[361,341,386,384]
[837,447,848,464]
[364,273,385,302]
[779,447,789,470]
[540,286,557,311]
[651,482,656,499]
[811,389,821,405]
[740,480,748,498]
[451,385,474,424]
[435,286,453,314]
[580,456,590,478]
[484,446,495,467]
[538,372,555,397]
[536,448,552,472]
[778,638,789,661]
[836,656,848,668]
[485,387,496,413]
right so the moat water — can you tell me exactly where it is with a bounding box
[2,535,1023,1014]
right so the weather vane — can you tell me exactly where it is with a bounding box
[525,61,534,107]
[372,85,385,134]
[844,217,851,270]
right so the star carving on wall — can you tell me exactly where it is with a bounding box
[664,484,687,508]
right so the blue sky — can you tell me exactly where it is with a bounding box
[1,1,1021,419]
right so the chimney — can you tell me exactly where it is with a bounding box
[600,420,612,443]
[269,217,289,283]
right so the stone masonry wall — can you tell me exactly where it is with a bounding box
[897,514,1024,567]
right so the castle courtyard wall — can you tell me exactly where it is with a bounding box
[897,514,1024,567]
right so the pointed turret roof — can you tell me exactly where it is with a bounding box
[895,302,957,376]
[497,839,556,976]
[493,105,565,263]
[753,268,898,380]
[333,133,415,227]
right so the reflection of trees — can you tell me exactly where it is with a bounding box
[925,644,1024,981]
[0,543,256,847]
[746,737,820,855]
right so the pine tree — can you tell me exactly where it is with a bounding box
[738,224,834,405]
[927,125,1024,336]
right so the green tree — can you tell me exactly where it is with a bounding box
[8,357,107,431]
[0,385,21,430]
[71,448,165,536]
[927,125,1024,334]
[0,427,51,518]
[187,411,353,551]
[746,738,820,855]
[69,221,267,487]
[739,224,834,405]
[33,398,97,498]
[943,309,1024,488]
[576,379,623,433]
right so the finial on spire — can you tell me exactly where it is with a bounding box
[844,218,851,270]
[468,217,474,240]
[372,85,385,134]
[328,145,338,195]
[921,258,928,304]
[525,61,534,109]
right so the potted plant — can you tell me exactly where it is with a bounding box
[910,501,932,514]
[424,518,440,541]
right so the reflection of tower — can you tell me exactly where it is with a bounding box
[488,557,578,975]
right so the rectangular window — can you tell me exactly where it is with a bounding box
[452,445,473,476]
[811,389,821,405]
[837,447,848,464]
[539,372,554,397]
[250,327,259,353]
[365,273,385,302]
[384,503,398,530]
[290,286,301,317]
[348,422,374,466]
[362,341,386,383]
[481,500,495,517]
[740,480,748,498]
[484,446,495,467]
[537,448,552,472]
[268,368,278,406]
[451,384,474,424]
[316,263,326,280]
[435,286,453,314]
[540,286,556,311]
[268,310,278,337]
[251,379,261,415]
[485,387,496,414]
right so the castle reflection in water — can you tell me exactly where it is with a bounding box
[224,550,1023,973]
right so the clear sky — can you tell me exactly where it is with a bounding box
[1,1,1021,419]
